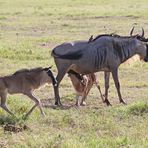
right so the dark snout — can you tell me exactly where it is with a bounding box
[144,57,148,62]
[144,45,148,62]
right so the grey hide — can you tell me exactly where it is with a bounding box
[51,33,148,106]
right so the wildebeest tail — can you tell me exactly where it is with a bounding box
[51,49,83,59]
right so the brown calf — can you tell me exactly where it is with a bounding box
[68,70,104,106]
[0,67,56,118]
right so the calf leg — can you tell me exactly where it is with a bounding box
[0,93,14,115]
[80,82,93,106]
[111,69,126,104]
[94,79,104,103]
[25,93,45,118]
[104,72,112,106]
[75,95,82,106]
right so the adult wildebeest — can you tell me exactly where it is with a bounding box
[51,29,148,106]
[68,70,104,106]
[0,67,56,118]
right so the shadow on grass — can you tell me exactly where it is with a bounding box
[127,101,148,116]
[0,115,20,125]
[41,98,76,110]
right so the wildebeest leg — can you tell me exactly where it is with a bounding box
[54,67,69,106]
[25,93,45,118]
[53,84,61,106]
[111,69,126,104]
[0,93,14,115]
[104,72,112,106]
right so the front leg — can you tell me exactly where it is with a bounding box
[25,93,45,118]
[1,93,14,115]
[111,69,126,104]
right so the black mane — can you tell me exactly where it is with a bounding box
[90,33,145,42]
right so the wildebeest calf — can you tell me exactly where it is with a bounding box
[68,70,104,106]
[0,67,56,118]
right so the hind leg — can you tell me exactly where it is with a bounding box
[0,93,14,115]
[25,93,45,118]
[54,66,70,106]
[104,72,112,106]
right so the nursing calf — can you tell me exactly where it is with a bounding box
[68,70,104,106]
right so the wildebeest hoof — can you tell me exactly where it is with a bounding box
[80,101,86,106]
[42,112,46,116]
[104,100,112,106]
[55,102,62,106]
[75,102,80,107]
[120,100,127,105]
[55,102,58,106]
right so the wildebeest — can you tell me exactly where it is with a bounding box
[51,29,148,106]
[0,67,56,118]
[68,70,104,106]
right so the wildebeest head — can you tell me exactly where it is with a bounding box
[43,66,57,86]
[130,27,148,62]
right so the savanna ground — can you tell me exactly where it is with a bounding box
[0,0,148,147]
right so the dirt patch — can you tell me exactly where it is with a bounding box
[41,98,79,110]
[3,124,31,133]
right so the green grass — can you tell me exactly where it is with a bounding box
[0,0,148,147]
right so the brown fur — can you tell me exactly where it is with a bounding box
[68,73,104,106]
[0,67,53,118]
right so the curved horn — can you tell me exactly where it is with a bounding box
[130,27,135,36]
[141,28,144,37]
[143,38,148,42]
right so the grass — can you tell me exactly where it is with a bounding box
[0,0,148,147]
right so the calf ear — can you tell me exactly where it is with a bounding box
[48,66,52,69]
[43,66,52,71]
[43,68,49,71]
